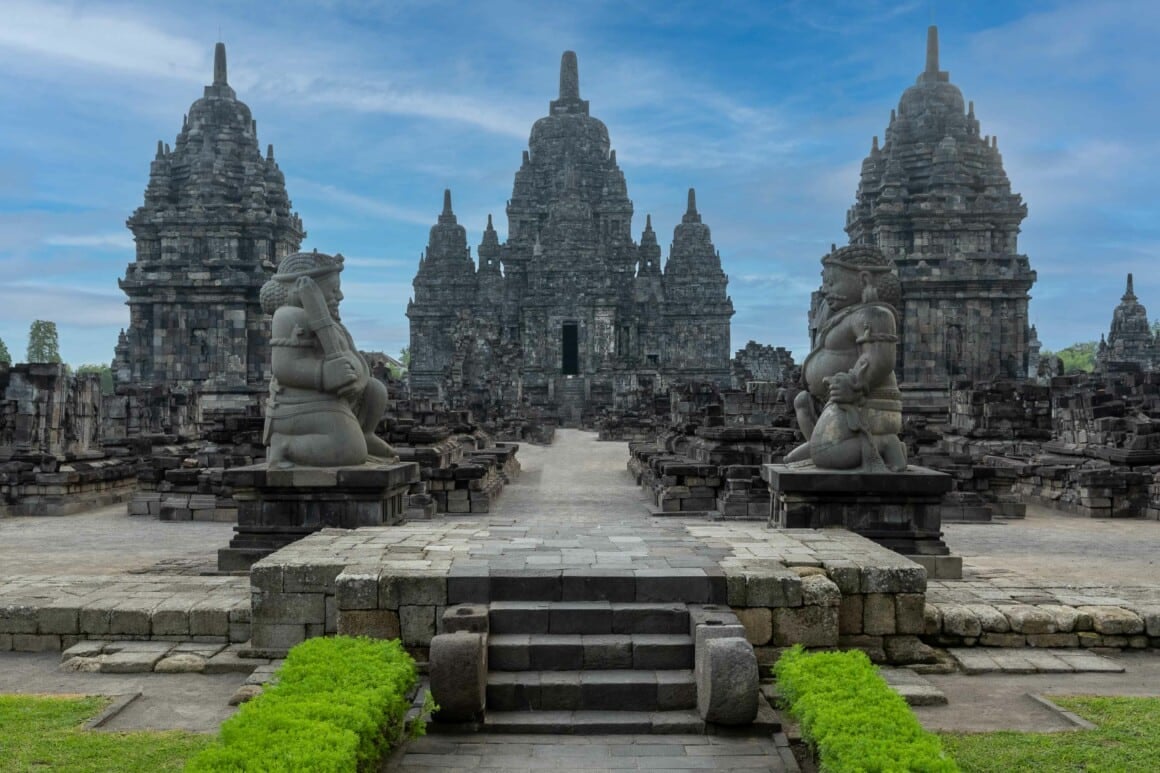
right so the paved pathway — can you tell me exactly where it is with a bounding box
[384,734,795,772]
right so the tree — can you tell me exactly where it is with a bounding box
[388,347,410,380]
[26,320,61,364]
[1041,341,1097,374]
[0,337,10,365]
[76,364,114,394]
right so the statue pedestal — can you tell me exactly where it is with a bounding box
[761,464,953,558]
[217,461,420,572]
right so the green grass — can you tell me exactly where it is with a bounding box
[0,694,212,772]
[941,696,1160,773]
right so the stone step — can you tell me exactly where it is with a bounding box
[488,633,693,671]
[489,601,689,635]
[478,709,704,735]
[487,669,696,711]
[449,571,724,604]
[466,698,782,736]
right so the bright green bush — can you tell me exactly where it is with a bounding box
[774,645,959,773]
[185,636,419,773]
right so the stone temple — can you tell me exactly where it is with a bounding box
[408,52,734,422]
[1097,273,1158,372]
[842,27,1037,404]
[115,43,304,411]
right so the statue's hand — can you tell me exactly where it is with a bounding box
[825,372,860,404]
[322,353,359,393]
[296,277,331,326]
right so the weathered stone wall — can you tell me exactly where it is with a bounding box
[0,364,101,457]
[0,364,139,516]
[731,342,795,388]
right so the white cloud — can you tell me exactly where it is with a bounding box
[43,233,135,250]
[289,178,433,226]
[0,1,204,81]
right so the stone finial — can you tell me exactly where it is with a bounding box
[486,213,494,231]
[266,144,275,162]
[443,188,453,216]
[559,50,580,102]
[156,140,165,159]
[214,42,228,86]
[645,214,653,231]
[1124,273,1137,301]
[687,188,697,215]
[871,136,879,154]
[925,26,939,75]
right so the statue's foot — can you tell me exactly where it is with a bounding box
[365,433,397,459]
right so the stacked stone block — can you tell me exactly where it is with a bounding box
[925,601,1160,651]
[0,365,139,516]
[1013,461,1150,519]
[730,342,795,389]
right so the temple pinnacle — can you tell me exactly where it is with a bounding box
[687,188,697,215]
[442,188,453,216]
[925,26,939,75]
[487,213,494,230]
[213,42,228,86]
[559,51,580,102]
[645,214,653,231]
[1125,273,1136,301]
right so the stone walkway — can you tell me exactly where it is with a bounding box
[384,734,796,772]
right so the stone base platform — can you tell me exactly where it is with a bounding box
[0,574,250,652]
[218,461,419,572]
[763,464,953,557]
[243,521,932,666]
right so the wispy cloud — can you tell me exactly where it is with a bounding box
[43,233,134,250]
[289,178,433,225]
[0,1,204,81]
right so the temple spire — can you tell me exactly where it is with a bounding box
[213,42,228,86]
[1124,273,1137,301]
[443,188,453,216]
[687,188,697,215]
[925,26,939,75]
[559,51,580,101]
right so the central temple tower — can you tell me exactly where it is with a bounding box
[408,52,734,421]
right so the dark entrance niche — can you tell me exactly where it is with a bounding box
[562,321,579,375]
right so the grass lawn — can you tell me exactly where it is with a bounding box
[941,695,1160,773]
[0,694,213,772]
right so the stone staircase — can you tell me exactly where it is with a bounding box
[429,595,778,735]
[557,377,585,428]
[484,600,699,733]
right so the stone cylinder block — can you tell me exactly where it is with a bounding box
[429,632,487,723]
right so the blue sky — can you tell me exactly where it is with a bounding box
[1,0,1156,367]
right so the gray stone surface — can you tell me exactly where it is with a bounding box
[429,632,487,722]
[695,636,758,725]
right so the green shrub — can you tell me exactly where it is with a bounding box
[186,636,419,773]
[774,645,959,773]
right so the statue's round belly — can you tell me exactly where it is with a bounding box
[804,348,858,399]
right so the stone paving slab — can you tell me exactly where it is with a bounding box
[0,575,250,650]
[385,733,797,772]
[947,648,1124,675]
[58,640,266,674]
[878,667,948,706]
